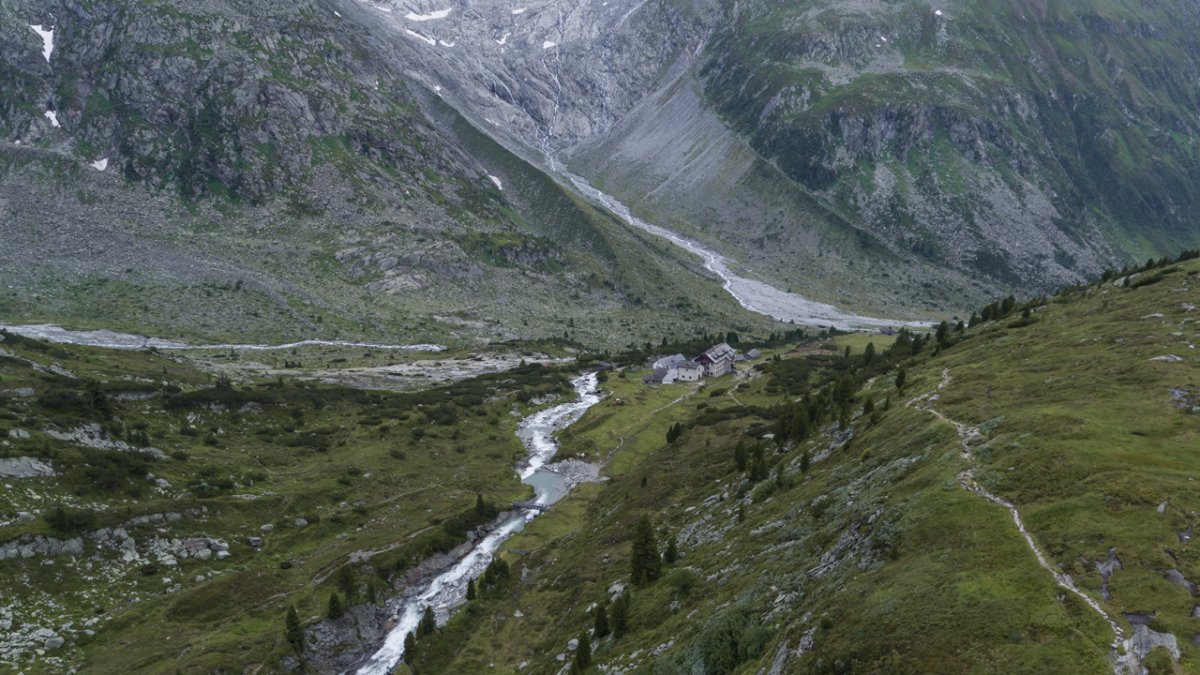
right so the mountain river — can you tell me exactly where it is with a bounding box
[353,371,602,674]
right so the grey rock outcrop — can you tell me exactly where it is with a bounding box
[0,457,55,479]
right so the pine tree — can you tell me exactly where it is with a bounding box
[664,535,678,564]
[734,442,748,472]
[612,593,629,637]
[475,493,486,514]
[749,444,768,482]
[418,606,437,637]
[593,601,610,639]
[574,631,592,670]
[800,449,811,474]
[403,631,417,659]
[666,422,684,444]
[629,516,661,586]
[336,565,355,601]
[737,503,746,523]
[863,342,876,365]
[895,368,907,391]
[466,577,476,601]
[327,591,344,620]
[285,605,304,653]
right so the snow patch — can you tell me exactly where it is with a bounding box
[934,9,943,17]
[405,29,437,46]
[511,7,526,14]
[334,10,342,17]
[438,39,455,47]
[29,24,54,62]
[43,110,59,128]
[90,158,108,172]
[433,85,442,92]
[542,40,557,49]
[496,32,510,45]
[405,8,452,21]
[488,175,503,190]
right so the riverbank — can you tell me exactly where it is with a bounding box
[346,372,602,674]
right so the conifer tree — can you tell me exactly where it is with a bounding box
[336,565,355,602]
[593,601,610,639]
[629,516,662,586]
[574,631,592,670]
[895,368,907,391]
[418,606,437,637]
[285,605,304,653]
[734,442,748,472]
[800,449,811,474]
[737,503,746,523]
[475,493,486,514]
[612,593,629,637]
[327,592,344,620]
[466,577,476,601]
[664,535,678,564]
[403,631,417,659]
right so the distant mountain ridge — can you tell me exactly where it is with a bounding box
[355,0,1200,316]
[0,0,760,346]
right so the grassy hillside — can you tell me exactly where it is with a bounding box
[0,332,582,672]
[408,254,1200,673]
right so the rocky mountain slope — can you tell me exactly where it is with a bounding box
[0,0,765,346]
[370,0,1200,318]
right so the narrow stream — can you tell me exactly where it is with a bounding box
[354,372,602,674]
[561,172,928,331]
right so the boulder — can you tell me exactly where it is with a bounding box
[0,456,55,479]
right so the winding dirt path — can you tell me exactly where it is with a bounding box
[907,369,1129,673]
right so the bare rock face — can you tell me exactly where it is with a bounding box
[0,456,55,479]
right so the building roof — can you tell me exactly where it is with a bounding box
[653,353,688,369]
[699,343,736,363]
[643,367,671,384]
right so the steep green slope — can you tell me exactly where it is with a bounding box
[411,254,1200,673]
[698,0,1200,291]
